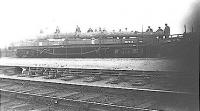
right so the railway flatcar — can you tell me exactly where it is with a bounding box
[8,31,185,58]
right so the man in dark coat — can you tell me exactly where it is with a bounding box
[164,24,170,39]
[0,48,1,57]
[156,27,164,39]
[146,26,153,32]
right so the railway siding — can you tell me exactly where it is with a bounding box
[0,65,198,95]
[0,58,198,111]
[0,78,197,111]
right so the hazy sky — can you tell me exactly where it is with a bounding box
[0,0,196,48]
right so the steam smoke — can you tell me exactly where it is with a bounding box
[179,0,199,73]
[184,1,200,32]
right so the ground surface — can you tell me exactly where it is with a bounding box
[0,57,182,71]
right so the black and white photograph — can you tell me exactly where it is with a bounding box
[0,0,199,110]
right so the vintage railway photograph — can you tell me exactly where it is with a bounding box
[0,0,199,111]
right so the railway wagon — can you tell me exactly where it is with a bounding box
[9,32,184,58]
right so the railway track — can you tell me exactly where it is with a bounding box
[0,66,198,111]
[0,66,198,94]
[0,78,197,111]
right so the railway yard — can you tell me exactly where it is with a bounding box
[0,0,199,110]
[0,58,199,111]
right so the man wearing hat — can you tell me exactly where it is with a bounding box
[164,24,170,39]
[156,27,164,39]
[146,26,153,32]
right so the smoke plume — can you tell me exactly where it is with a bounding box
[184,1,200,32]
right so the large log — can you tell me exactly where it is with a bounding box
[44,32,162,39]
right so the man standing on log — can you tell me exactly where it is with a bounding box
[164,24,170,39]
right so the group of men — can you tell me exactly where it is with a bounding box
[75,24,170,38]
[86,27,107,33]
[146,24,170,39]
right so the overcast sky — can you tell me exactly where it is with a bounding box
[0,0,196,48]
